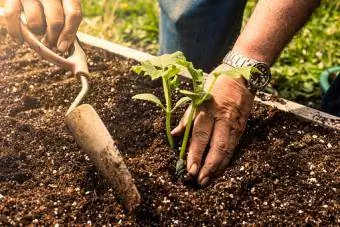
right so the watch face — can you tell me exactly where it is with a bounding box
[249,63,271,90]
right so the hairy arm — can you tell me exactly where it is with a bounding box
[233,0,320,66]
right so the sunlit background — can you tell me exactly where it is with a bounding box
[0,0,339,107]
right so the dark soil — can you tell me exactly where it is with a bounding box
[0,27,339,226]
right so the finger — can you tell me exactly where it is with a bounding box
[57,0,82,52]
[214,156,232,177]
[198,119,233,186]
[40,0,65,46]
[171,105,192,136]
[21,0,46,35]
[214,128,241,176]
[186,111,213,176]
[4,0,23,43]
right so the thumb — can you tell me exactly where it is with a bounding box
[57,0,82,52]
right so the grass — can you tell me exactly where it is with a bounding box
[80,0,159,53]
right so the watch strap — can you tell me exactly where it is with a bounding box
[222,50,271,93]
[223,50,260,68]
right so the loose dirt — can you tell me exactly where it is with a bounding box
[0,28,339,225]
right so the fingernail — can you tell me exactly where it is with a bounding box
[199,176,209,186]
[188,163,198,176]
[57,40,69,52]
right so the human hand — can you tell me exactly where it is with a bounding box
[4,0,82,51]
[171,64,255,186]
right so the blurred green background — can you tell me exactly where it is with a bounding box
[79,0,339,107]
[0,0,338,106]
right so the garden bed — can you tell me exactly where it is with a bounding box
[0,28,339,225]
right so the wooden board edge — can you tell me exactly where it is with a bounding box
[0,7,338,130]
[77,32,154,62]
[255,93,339,130]
[0,8,4,25]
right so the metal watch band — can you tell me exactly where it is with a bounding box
[223,50,260,68]
[222,50,272,93]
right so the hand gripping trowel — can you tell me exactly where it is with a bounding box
[19,22,140,212]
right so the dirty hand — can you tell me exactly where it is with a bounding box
[172,64,255,186]
[4,0,82,51]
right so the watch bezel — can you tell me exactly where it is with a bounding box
[249,62,272,91]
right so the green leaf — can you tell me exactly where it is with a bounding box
[177,60,204,85]
[169,75,180,89]
[133,52,186,81]
[214,66,260,80]
[201,92,212,101]
[179,90,200,100]
[132,65,143,74]
[132,61,164,80]
[132,93,165,111]
[142,61,164,80]
[148,51,186,69]
[164,65,181,80]
[195,90,212,106]
[172,97,191,112]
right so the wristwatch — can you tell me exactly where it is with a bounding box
[222,50,271,92]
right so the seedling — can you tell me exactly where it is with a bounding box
[132,52,189,149]
[174,62,256,175]
[132,52,256,176]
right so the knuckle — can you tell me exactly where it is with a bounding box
[202,162,217,175]
[29,0,42,9]
[193,130,210,144]
[212,140,229,155]
[50,20,64,31]
[219,104,246,123]
[224,110,234,120]
[200,111,214,123]
[27,20,43,32]
[223,98,242,112]
[69,10,83,22]
[238,118,247,130]
[188,152,201,163]
[4,10,17,20]
[199,110,210,118]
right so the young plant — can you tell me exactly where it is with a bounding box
[132,52,190,149]
[174,63,257,175]
[132,52,257,176]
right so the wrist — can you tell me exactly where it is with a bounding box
[232,42,273,66]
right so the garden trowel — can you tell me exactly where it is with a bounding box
[19,22,140,212]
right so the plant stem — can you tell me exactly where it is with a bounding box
[162,76,174,149]
[197,76,218,106]
[179,105,196,160]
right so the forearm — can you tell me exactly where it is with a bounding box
[233,0,320,66]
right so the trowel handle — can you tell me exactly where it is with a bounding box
[66,104,141,212]
[20,23,89,76]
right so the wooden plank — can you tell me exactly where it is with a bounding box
[0,7,338,130]
[77,32,153,62]
[255,93,339,130]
